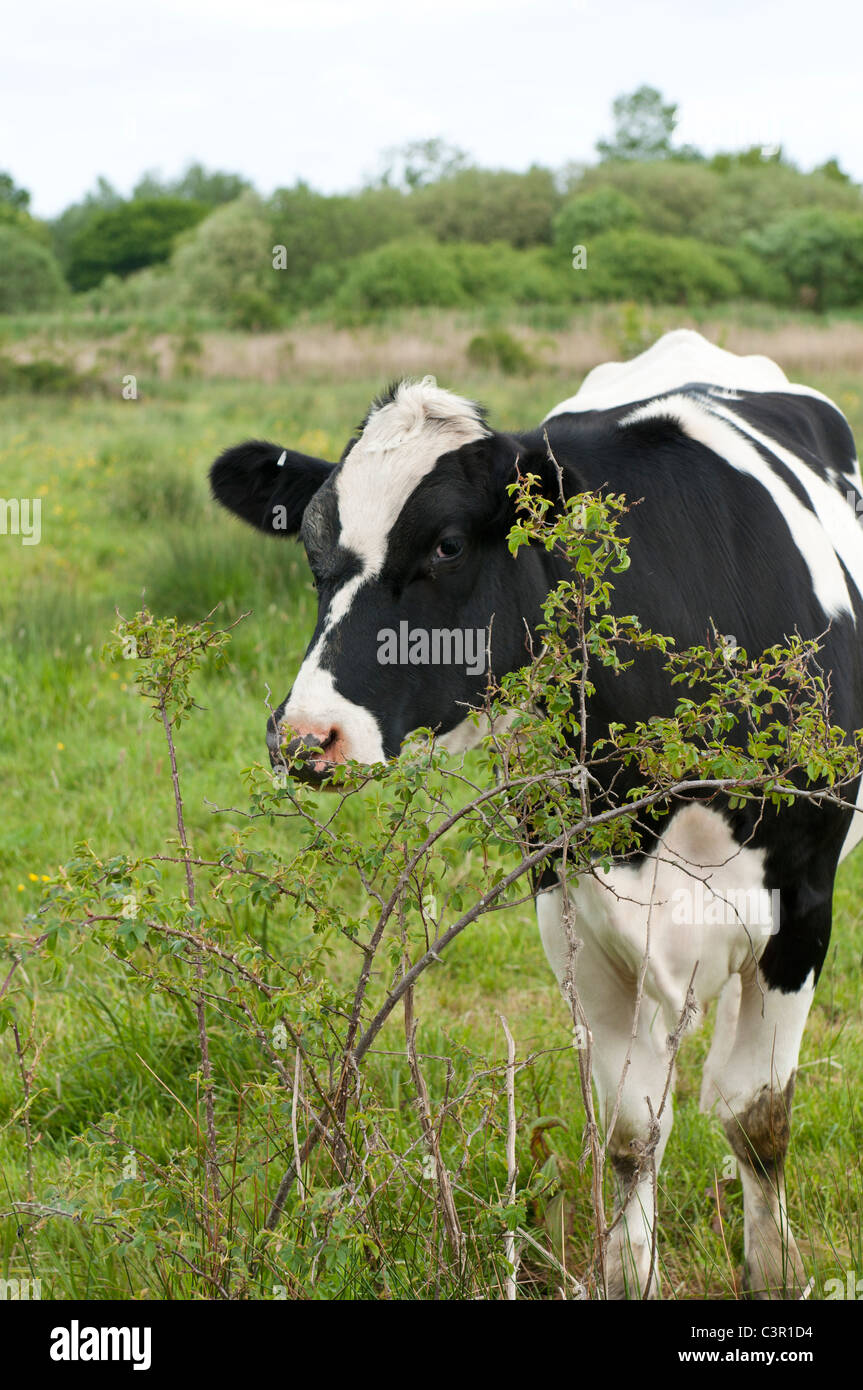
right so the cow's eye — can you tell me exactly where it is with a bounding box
[434,536,464,562]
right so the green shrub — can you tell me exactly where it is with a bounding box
[170,195,281,327]
[448,243,569,304]
[331,239,573,316]
[746,209,863,309]
[553,188,642,258]
[710,244,791,305]
[0,226,68,312]
[411,165,561,247]
[332,238,469,314]
[226,288,281,332]
[584,230,741,304]
[467,329,537,375]
[65,197,210,290]
[573,160,863,246]
[572,162,721,239]
[0,354,93,395]
[268,184,416,306]
[695,166,863,246]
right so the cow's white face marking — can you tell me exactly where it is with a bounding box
[279,378,488,761]
[280,660,386,764]
[335,376,488,574]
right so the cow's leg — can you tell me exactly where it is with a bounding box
[706,960,814,1298]
[537,882,674,1299]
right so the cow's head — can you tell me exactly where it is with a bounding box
[209,378,558,782]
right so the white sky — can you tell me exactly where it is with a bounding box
[4,0,862,217]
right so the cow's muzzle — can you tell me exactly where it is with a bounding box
[267,714,341,787]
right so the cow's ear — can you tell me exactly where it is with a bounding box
[209,440,333,538]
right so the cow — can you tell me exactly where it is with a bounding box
[209,329,863,1299]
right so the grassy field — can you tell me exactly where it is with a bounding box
[1,310,861,1300]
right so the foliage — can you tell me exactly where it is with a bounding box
[0,227,68,312]
[331,239,575,317]
[332,238,470,314]
[747,208,863,310]
[0,171,52,245]
[133,162,253,206]
[0,170,30,209]
[0,354,95,395]
[412,165,562,248]
[49,177,124,274]
[268,183,416,306]
[5,92,863,321]
[467,329,537,375]
[582,229,741,305]
[709,244,792,306]
[596,84,684,162]
[553,188,642,257]
[575,158,863,247]
[375,138,470,191]
[447,242,568,303]
[170,195,279,326]
[65,197,211,291]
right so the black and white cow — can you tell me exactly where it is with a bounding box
[210,329,863,1298]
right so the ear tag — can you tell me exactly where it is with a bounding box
[276,451,287,467]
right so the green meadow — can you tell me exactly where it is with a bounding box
[1,316,861,1299]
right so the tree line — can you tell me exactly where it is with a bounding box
[2,88,862,324]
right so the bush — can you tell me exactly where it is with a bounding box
[65,197,210,290]
[572,162,722,239]
[583,230,741,304]
[448,243,570,304]
[695,165,863,247]
[170,195,280,327]
[0,227,68,312]
[268,183,416,306]
[412,165,561,247]
[553,188,642,258]
[467,329,537,375]
[746,208,863,310]
[709,245,791,306]
[332,238,469,314]
[572,160,863,246]
[227,288,281,332]
[331,239,573,317]
[0,355,94,395]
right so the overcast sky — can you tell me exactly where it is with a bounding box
[4,0,861,217]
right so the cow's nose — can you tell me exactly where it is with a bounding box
[267,716,341,784]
